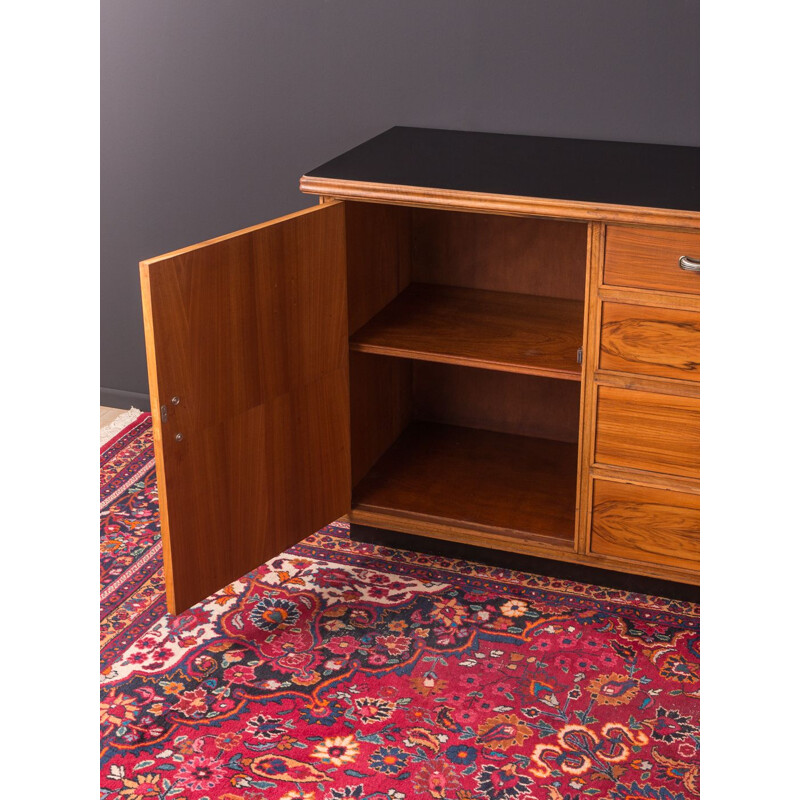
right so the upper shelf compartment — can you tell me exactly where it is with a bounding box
[350,283,584,380]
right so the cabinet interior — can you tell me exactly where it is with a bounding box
[345,201,588,548]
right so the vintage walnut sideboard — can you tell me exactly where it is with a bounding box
[140,127,700,615]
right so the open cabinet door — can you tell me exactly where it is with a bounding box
[140,202,350,615]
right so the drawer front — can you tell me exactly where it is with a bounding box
[595,386,699,478]
[604,226,700,294]
[591,480,699,570]
[599,302,699,381]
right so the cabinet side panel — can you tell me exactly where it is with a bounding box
[345,202,414,487]
[349,352,413,486]
[345,202,411,334]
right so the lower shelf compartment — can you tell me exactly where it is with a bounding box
[351,421,578,548]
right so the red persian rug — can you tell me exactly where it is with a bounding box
[101,415,699,800]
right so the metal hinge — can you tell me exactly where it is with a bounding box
[160,395,181,424]
[577,347,583,365]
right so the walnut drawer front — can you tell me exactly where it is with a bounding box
[591,480,699,570]
[604,226,700,294]
[599,302,699,381]
[594,386,699,479]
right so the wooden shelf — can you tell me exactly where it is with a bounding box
[350,284,584,380]
[351,422,578,548]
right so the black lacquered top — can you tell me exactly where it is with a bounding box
[304,127,699,212]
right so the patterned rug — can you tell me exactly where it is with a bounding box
[101,415,699,800]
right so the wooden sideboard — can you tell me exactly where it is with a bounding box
[140,127,700,615]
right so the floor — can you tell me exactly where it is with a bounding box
[100,406,144,447]
[100,406,128,429]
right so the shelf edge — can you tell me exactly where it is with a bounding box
[349,342,583,381]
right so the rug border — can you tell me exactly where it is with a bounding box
[101,410,149,454]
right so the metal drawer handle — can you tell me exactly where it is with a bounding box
[679,255,700,273]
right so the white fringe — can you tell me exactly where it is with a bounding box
[100,407,143,447]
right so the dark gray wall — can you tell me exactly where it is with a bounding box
[101,0,699,408]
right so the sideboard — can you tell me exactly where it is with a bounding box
[140,127,700,615]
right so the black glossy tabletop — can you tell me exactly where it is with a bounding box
[304,127,699,212]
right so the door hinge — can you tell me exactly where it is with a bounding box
[577,347,583,365]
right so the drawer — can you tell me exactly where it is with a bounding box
[604,226,700,294]
[599,302,699,381]
[591,480,699,571]
[595,386,699,478]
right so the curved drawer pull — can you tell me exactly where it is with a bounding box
[679,255,700,273]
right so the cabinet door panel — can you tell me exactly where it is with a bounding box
[140,203,350,614]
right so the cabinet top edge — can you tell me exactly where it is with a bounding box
[299,176,700,229]
[301,127,699,219]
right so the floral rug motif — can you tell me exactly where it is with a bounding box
[101,414,699,800]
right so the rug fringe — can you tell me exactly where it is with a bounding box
[100,407,143,447]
